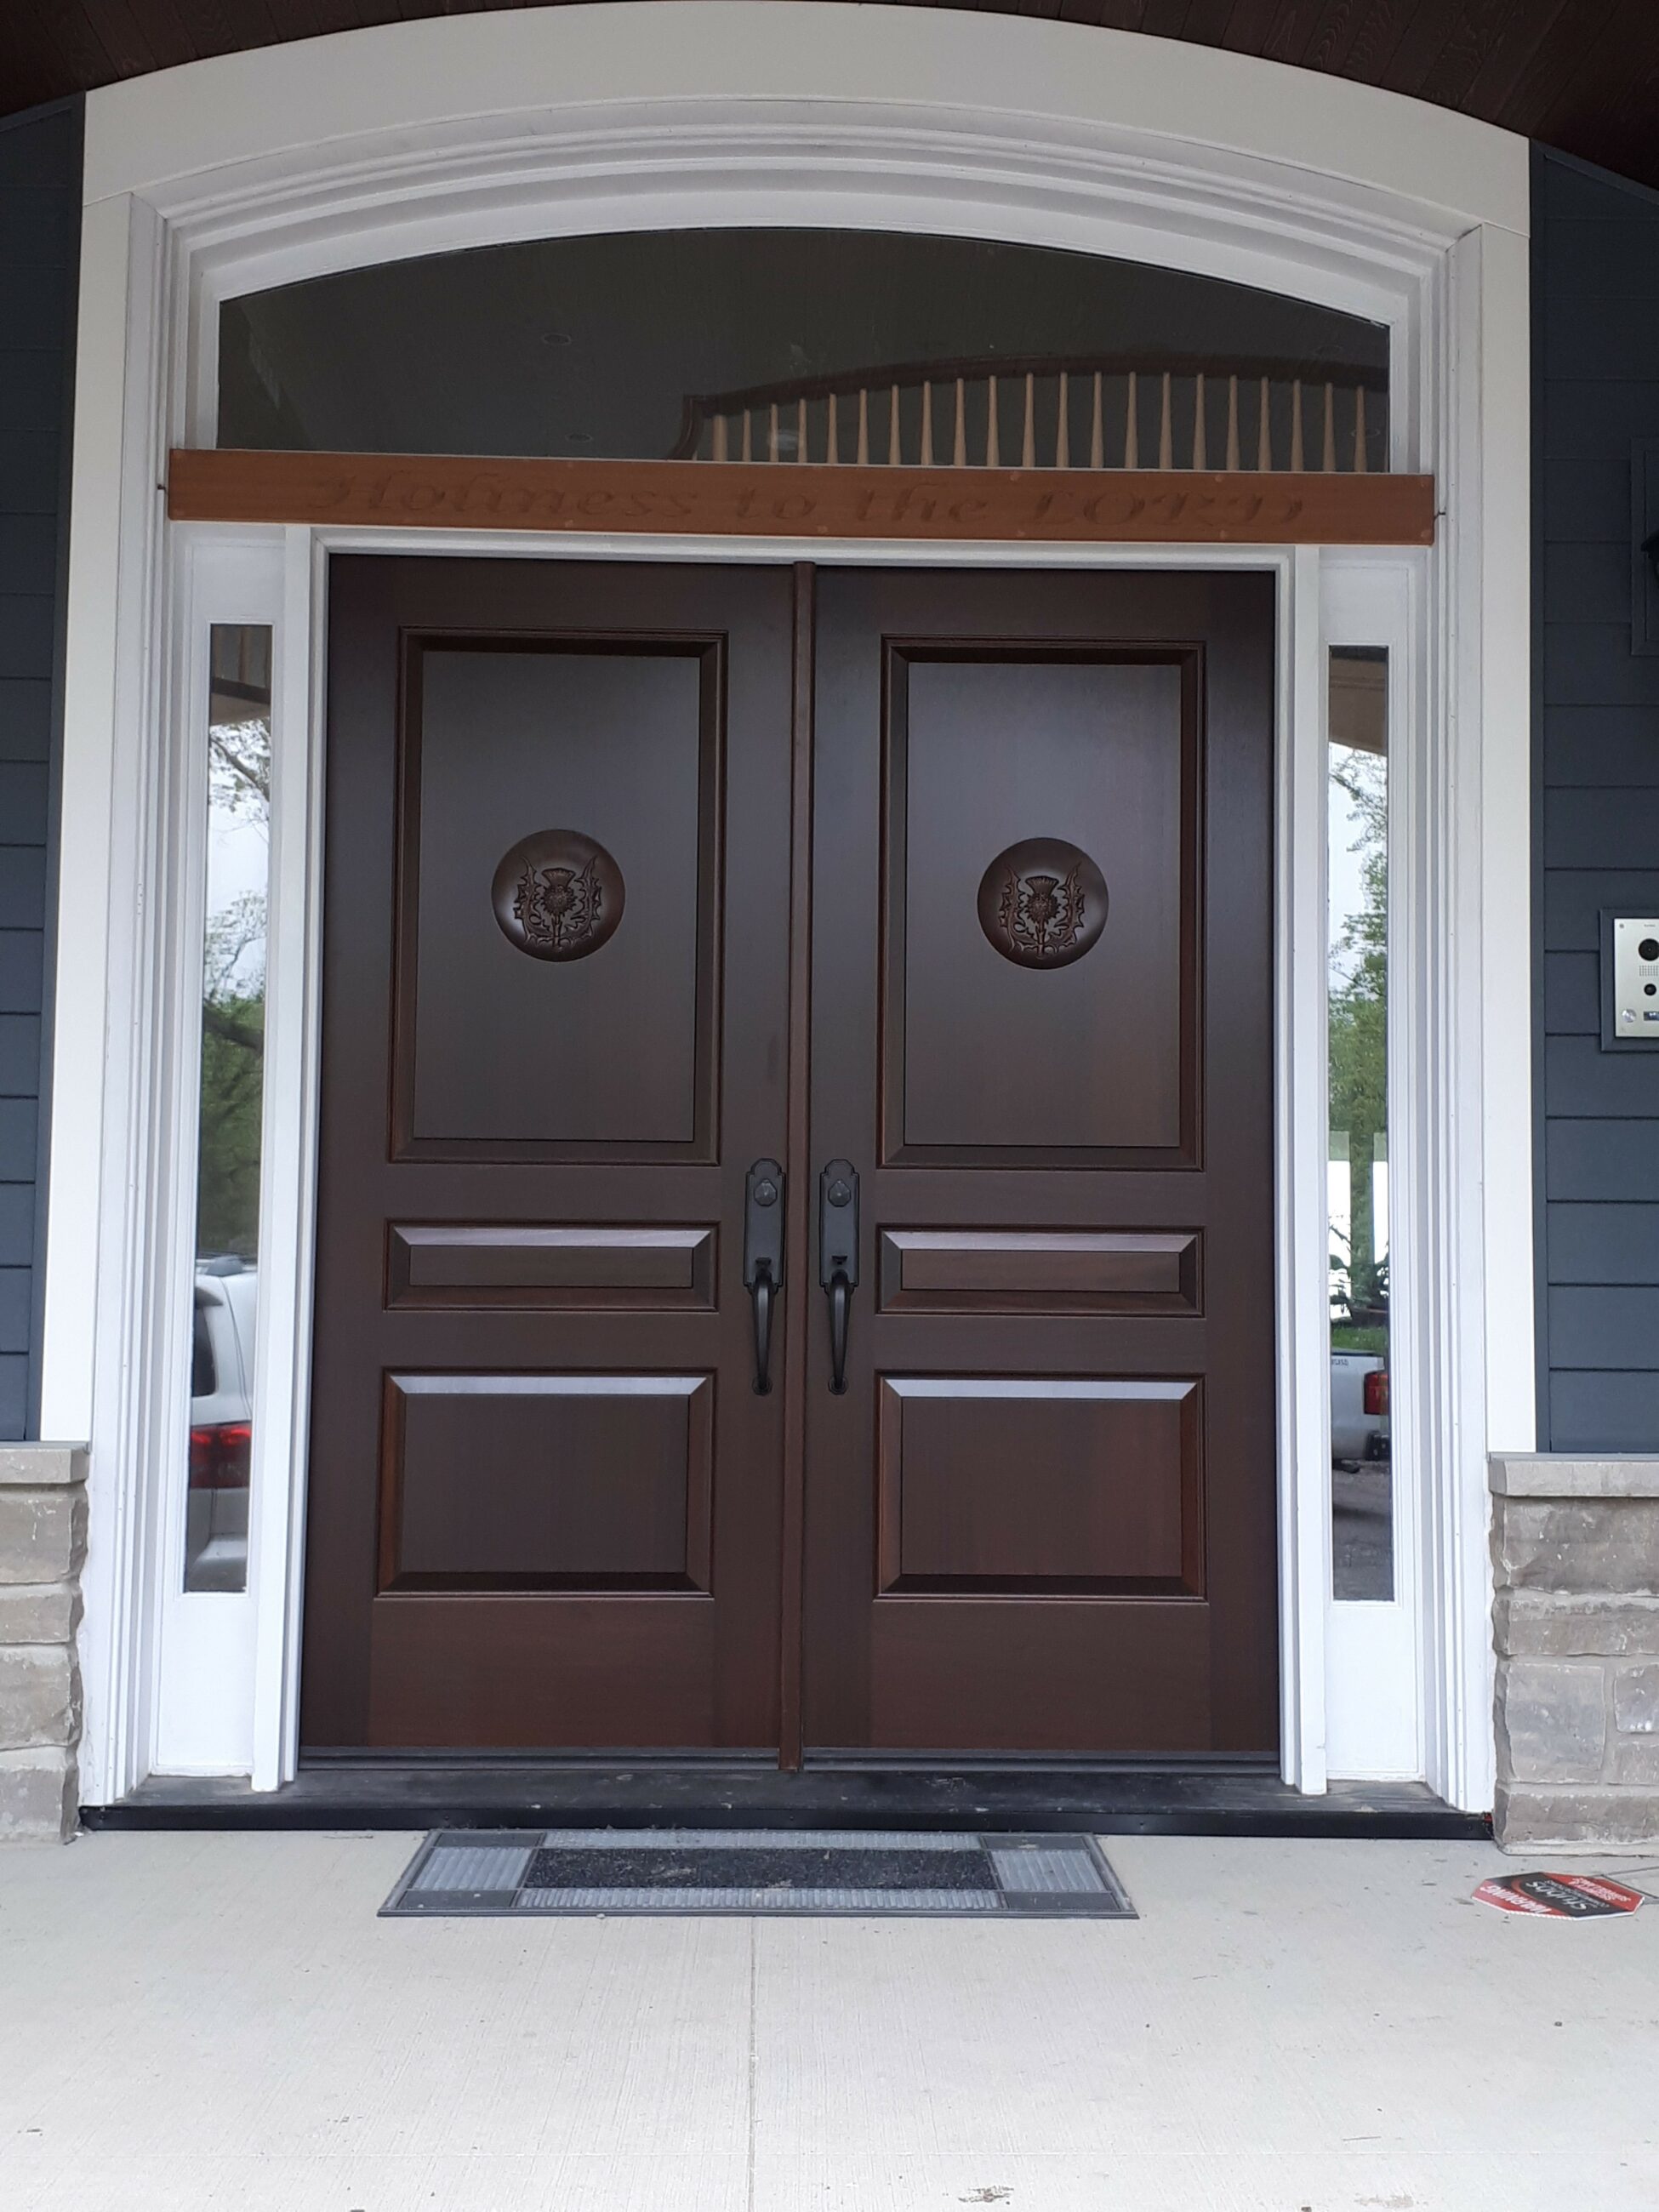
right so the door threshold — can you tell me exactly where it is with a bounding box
[83,1762,1489,1839]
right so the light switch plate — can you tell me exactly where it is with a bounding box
[1603,913,1659,1049]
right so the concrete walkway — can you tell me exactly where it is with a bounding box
[1,1831,1656,2210]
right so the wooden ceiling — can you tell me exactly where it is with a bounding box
[6,0,1659,194]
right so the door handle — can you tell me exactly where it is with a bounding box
[818,1159,860,1395]
[743,1159,785,1395]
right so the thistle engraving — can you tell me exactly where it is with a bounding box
[491,830,624,962]
[514,853,602,956]
[977,838,1108,971]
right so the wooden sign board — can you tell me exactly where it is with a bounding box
[168,449,1436,546]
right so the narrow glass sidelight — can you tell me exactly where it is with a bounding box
[183,624,271,1593]
[1327,647,1393,1602]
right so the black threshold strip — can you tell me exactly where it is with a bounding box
[83,1760,1491,1839]
[380,1828,1137,1918]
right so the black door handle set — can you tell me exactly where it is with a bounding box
[742,1156,861,1394]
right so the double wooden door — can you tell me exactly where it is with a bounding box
[301,557,1276,1759]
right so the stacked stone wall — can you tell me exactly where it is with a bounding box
[1492,1457,1659,1848]
[0,1445,86,1840]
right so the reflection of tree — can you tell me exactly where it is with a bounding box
[1330,744,1388,1332]
[197,710,269,1262]
[209,711,271,817]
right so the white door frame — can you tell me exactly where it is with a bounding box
[45,3,1532,1808]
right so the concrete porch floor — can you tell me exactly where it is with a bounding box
[1,1833,1656,2211]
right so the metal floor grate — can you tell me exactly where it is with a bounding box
[381,1827,1136,1918]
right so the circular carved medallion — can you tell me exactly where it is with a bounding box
[976,838,1108,970]
[491,830,624,961]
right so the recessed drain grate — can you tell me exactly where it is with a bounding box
[381,1828,1135,1918]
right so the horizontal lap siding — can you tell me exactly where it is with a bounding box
[1537,148,1659,1451]
[0,103,78,1441]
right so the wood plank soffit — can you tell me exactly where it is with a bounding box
[168,450,1437,545]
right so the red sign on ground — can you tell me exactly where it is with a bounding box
[1474,1872,1647,1918]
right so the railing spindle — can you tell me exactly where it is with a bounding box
[684,356,1384,476]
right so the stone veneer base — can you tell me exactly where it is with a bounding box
[0,1445,88,1843]
[1491,1456,1659,1852]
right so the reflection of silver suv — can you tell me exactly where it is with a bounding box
[1330,1348,1388,1465]
[187,1260,257,1592]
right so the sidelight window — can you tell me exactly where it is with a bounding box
[217,228,1390,473]
[182,624,271,1594]
[1326,647,1393,1603]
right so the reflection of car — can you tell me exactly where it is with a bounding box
[1331,1349,1388,1465]
[187,1259,257,1590]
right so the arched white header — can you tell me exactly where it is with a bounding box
[84,2,1527,231]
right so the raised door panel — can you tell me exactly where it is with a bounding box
[380,1373,714,1593]
[878,1229,1200,1314]
[386,1224,716,1308]
[396,642,720,1158]
[885,650,1196,1163]
[875,1376,1201,1593]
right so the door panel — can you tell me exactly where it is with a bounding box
[887,652,1192,1160]
[380,1372,714,1593]
[302,558,793,1752]
[398,642,720,1158]
[876,1228,1201,1314]
[385,1223,717,1308]
[804,568,1275,1757]
[875,1377,1200,1592]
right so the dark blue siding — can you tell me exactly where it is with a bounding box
[1536,147,1659,1450]
[0,102,79,1442]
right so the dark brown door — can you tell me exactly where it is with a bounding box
[302,558,796,1749]
[302,556,1275,1759]
[801,568,1277,1754]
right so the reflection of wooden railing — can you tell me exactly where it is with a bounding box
[672,352,1388,473]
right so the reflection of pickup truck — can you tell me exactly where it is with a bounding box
[187,1259,257,1591]
[1331,1349,1388,1465]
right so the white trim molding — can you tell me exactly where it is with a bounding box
[45,3,1531,1807]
